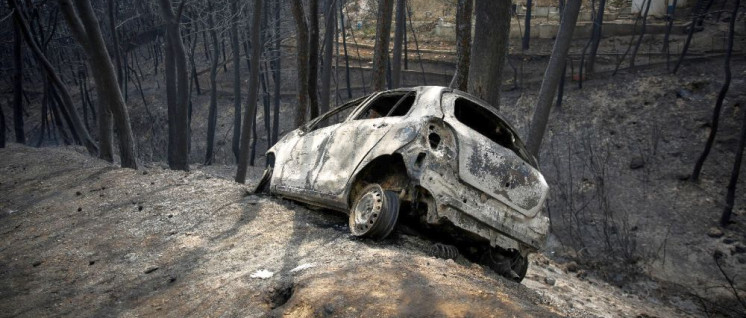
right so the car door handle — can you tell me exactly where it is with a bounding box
[374,123,388,128]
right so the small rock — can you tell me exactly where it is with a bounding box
[77,207,82,212]
[629,157,645,170]
[676,173,690,181]
[32,260,42,267]
[75,191,82,196]
[566,261,578,273]
[544,277,556,286]
[707,227,724,238]
[138,205,144,211]
[169,276,177,283]
[143,171,148,175]
[734,245,746,254]
[737,256,746,264]
[723,237,736,244]
[89,260,96,266]
[144,266,159,274]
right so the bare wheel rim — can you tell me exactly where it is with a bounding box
[349,184,400,240]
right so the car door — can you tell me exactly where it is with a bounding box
[312,91,417,197]
[275,96,366,200]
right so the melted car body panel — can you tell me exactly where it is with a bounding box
[266,86,549,254]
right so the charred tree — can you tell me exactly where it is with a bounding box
[0,102,5,148]
[674,0,714,73]
[205,2,219,166]
[9,0,98,155]
[468,0,511,109]
[320,0,337,114]
[13,18,24,144]
[629,0,652,68]
[391,0,406,88]
[272,0,281,144]
[308,0,320,119]
[371,0,394,91]
[523,0,532,50]
[723,103,745,226]
[586,0,606,74]
[526,0,582,157]
[691,0,739,182]
[449,0,472,91]
[231,0,242,162]
[60,0,138,168]
[236,0,263,184]
[340,1,352,99]
[290,0,310,127]
[158,0,190,171]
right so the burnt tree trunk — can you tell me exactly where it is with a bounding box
[60,0,138,168]
[449,0,472,91]
[629,0,652,68]
[13,18,25,144]
[391,0,406,88]
[10,0,97,154]
[308,0,320,119]
[692,0,739,182]
[320,0,337,114]
[526,0,582,157]
[231,0,242,162]
[205,3,219,166]
[586,0,606,74]
[468,0,511,109]
[158,0,190,171]
[523,0,532,51]
[235,0,263,183]
[272,0,281,145]
[723,101,746,226]
[340,1,352,99]
[371,0,394,91]
[290,0,309,127]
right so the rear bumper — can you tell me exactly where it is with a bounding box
[418,168,549,254]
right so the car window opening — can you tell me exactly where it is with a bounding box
[454,97,532,164]
[308,94,369,131]
[356,92,416,120]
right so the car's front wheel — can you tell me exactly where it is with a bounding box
[349,184,400,240]
[482,247,529,283]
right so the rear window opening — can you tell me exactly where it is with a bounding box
[454,97,535,166]
[356,91,415,120]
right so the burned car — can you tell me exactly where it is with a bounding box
[255,86,549,282]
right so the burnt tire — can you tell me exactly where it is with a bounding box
[482,248,529,283]
[349,184,400,240]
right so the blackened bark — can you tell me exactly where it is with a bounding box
[236,0,263,183]
[449,0,472,91]
[61,0,138,168]
[391,0,406,88]
[0,102,5,148]
[340,1,352,99]
[320,0,337,114]
[158,0,190,171]
[523,0,532,51]
[586,0,606,74]
[272,0,281,145]
[10,0,97,154]
[231,0,242,162]
[468,0,511,109]
[629,0,652,68]
[372,0,394,91]
[308,0,320,119]
[13,19,25,144]
[205,3,219,166]
[290,0,309,127]
[526,0,582,157]
[692,0,739,182]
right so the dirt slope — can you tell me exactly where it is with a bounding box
[0,145,693,317]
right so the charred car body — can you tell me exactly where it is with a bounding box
[256,86,549,282]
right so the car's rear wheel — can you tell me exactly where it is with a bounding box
[482,247,529,283]
[254,155,274,194]
[349,184,400,240]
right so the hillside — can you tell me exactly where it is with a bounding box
[0,145,696,317]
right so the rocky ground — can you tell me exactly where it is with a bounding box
[0,145,698,317]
